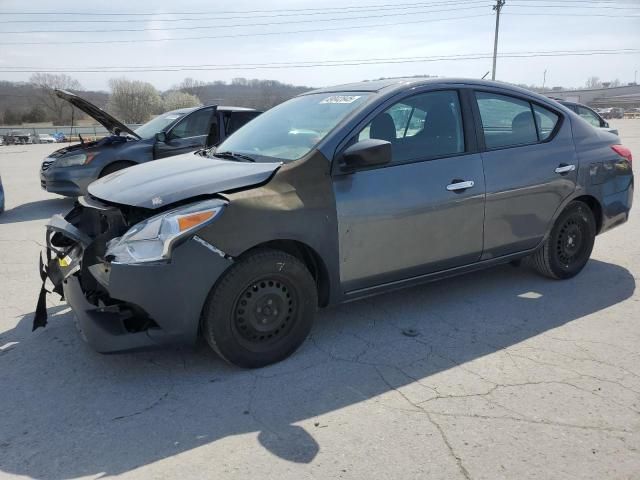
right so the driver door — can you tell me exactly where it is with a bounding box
[333,89,486,292]
[154,107,216,159]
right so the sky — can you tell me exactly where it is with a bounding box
[0,0,639,92]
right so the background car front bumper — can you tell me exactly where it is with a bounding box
[40,165,99,197]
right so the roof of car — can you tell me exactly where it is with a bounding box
[304,77,547,97]
[217,106,258,112]
[165,105,258,115]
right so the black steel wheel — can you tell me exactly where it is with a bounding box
[202,248,317,368]
[529,201,596,279]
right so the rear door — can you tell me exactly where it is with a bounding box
[333,88,486,292]
[473,90,577,258]
[154,107,215,159]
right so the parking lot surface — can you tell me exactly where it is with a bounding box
[1,120,639,480]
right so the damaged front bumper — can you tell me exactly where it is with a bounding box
[36,202,234,353]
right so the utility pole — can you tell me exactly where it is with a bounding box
[491,0,506,81]
[542,69,547,89]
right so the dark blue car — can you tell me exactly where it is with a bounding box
[0,174,4,213]
[40,90,261,197]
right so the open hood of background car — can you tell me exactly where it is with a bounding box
[88,153,282,209]
[55,89,141,140]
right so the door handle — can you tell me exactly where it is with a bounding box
[555,164,576,174]
[446,180,475,192]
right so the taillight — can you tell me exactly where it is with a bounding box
[611,144,632,165]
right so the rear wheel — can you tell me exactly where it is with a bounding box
[529,201,596,279]
[99,161,135,178]
[202,249,317,368]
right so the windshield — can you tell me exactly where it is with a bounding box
[134,111,187,139]
[216,92,370,161]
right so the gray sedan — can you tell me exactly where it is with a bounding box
[38,78,633,368]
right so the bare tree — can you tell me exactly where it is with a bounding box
[29,73,82,125]
[107,78,162,124]
[163,91,201,111]
[585,76,602,89]
[610,78,621,87]
[175,77,207,96]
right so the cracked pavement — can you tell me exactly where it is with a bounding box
[0,120,639,479]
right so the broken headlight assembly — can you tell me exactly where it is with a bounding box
[105,199,226,264]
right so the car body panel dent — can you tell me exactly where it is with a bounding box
[88,154,282,209]
[198,150,343,304]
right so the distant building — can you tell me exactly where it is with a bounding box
[542,84,640,108]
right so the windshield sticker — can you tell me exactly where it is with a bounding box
[320,95,362,104]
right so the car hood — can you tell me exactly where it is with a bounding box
[55,89,140,140]
[88,153,282,209]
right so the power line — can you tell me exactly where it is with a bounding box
[506,12,640,16]
[0,5,490,34]
[0,0,489,16]
[0,1,491,23]
[1,49,637,73]
[4,48,637,71]
[510,2,640,7]
[0,13,492,45]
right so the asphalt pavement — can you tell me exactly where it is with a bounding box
[0,121,639,480]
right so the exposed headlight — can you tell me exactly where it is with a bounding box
[56,153,92,167]
[105,199,226,264]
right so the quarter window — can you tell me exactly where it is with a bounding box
[533,104,559,140]
[358,90,464,165]
[475,92,537,148]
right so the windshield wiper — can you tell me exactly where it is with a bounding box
[213,151,256,162]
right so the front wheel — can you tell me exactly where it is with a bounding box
[528,201,596,279]
[202,249,318,368]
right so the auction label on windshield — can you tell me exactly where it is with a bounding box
[320,95,362,104]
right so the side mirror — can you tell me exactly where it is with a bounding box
[155,132,167,143]
[341,139,392,170]
[603,120,610,128]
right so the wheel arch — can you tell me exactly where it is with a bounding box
[99,160,137,178]
[242,239,331,308]
[571,194,603,234]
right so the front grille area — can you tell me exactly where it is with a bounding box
[41,160,54,171]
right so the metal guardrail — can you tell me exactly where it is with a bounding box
[0,124,142,138]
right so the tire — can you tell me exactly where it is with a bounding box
[99,161,135,178]
[528,201,596,279]
[202,248,318,368]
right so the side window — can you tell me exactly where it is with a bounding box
[225,111,260,136]
[475,92,537,148]
[533,104,559,140]
[577,106,602,128]
[357,90,464,165]
[170,108,213,139]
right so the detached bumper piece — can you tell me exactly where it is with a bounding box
[34,202,233,353]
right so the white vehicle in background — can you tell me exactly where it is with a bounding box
[37,133,57,144]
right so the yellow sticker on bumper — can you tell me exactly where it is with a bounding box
[58,256,72,267]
